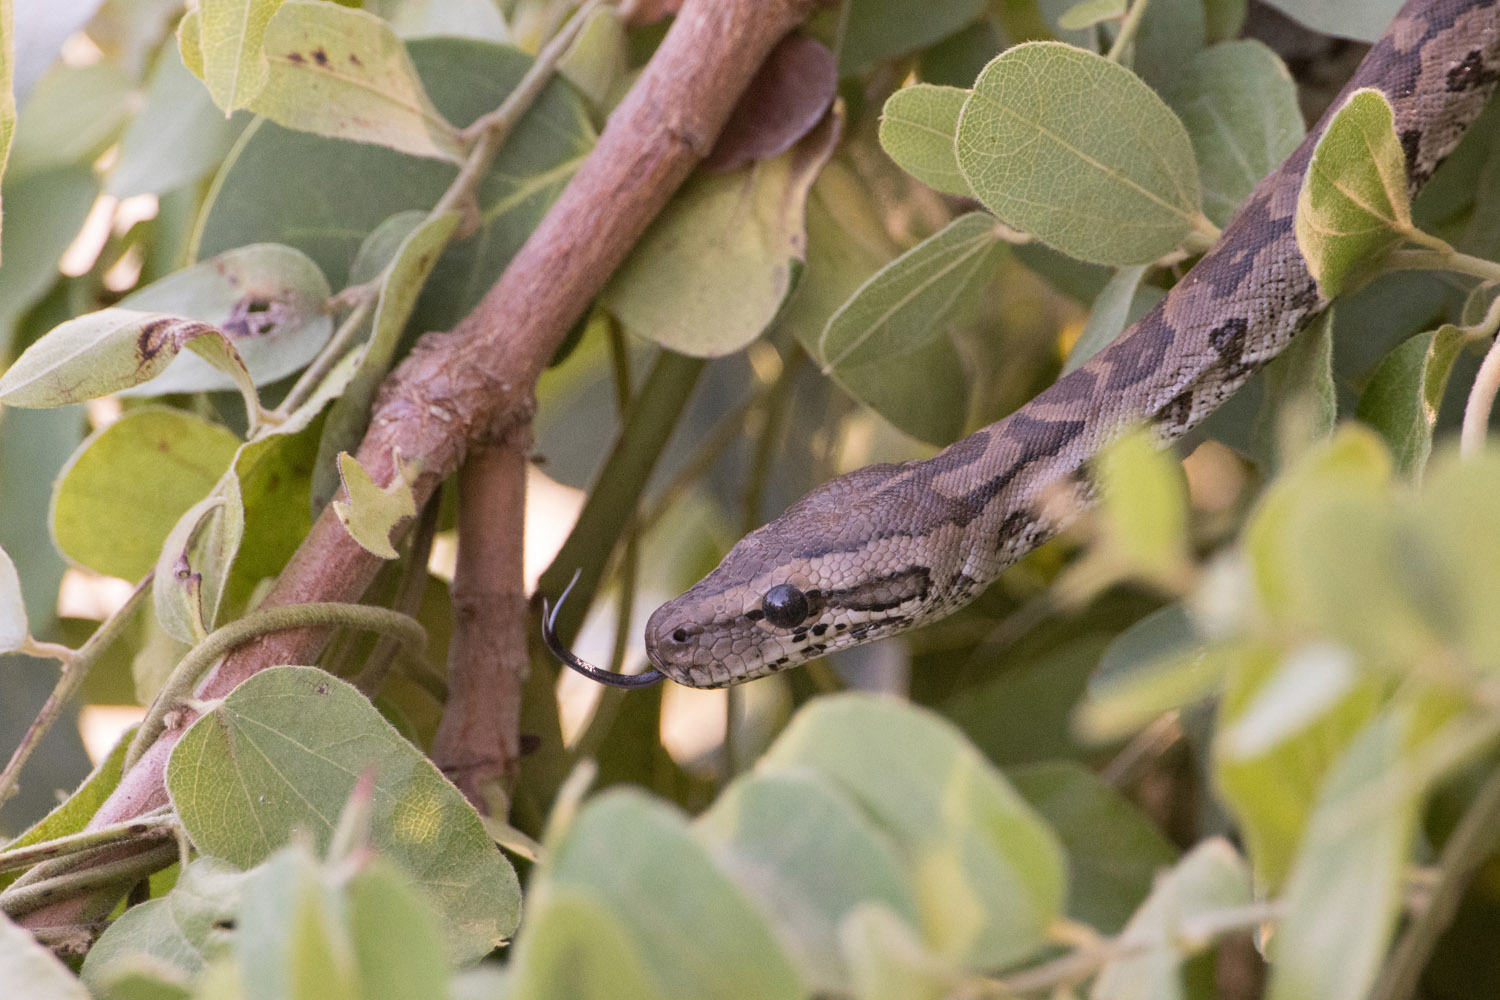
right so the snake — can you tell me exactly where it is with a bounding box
[545,0,1500,689]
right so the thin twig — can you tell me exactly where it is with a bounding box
[0,842,178,919]
[0,813,178,875]
[1106,0,1152,62]
[0,577,151,807]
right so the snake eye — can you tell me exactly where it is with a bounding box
[761,584,809,629]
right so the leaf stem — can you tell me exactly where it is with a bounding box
[1106,0,1152,63]
[0,841,178,919]
[273,293,376,423]
[125,602,428,771]
[0,577,152,809]
[1372,763,1500,1000]
[0,813,179,875]
[1459,292,1500,457]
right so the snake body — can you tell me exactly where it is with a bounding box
[634,0,1500,688]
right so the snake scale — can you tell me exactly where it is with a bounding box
[545,0,1500,688]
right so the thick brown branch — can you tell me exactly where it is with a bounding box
[17,0,818,931]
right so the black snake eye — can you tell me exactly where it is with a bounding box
[761,584,810,629]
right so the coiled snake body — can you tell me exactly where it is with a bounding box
[548,0,1500,688]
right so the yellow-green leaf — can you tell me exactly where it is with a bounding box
[1295,88,1412,297]
[332,451,416,559]
[956,42,1205,265]
[1355,325,1466,480]
[878,84,971,197]
[198,0,285,112]
[255,1,463,162]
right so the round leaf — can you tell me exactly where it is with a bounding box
[165,666,520,961]
[956,42,1205,265]
[878,84,972,197]
[50,408,241,580]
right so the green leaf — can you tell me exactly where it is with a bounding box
[1295,88,1413,298]
[50,408,240,580]
[556,5,627,112]
[8,62,133,180]
[315,211,458,506]
[761,693,1067,968]
[0,166,98,358]
[1255,308,1337,468]
[1255,0,1401,43]
[878,84,972,197]
[839,0,987,72]
[1213,646,1382,887]
[152,476,245,644]
[165,666,520,961]
[194,38,595,333]
[344,859,452,1000]
[508,887,664,1000]
[331,451,416,559]
[1413,451,1500,671]
[1219,642,1359,760]
[819,212,1004,370]
[109,43,246,199]
[839,904,963,1000]
[1063,264,1160,374]
[1266,706,1421,1000]
[0,0,13,252]
[0,543,25,652]
[695,769,922,994]
[782,164,967,444]
[117,243,333,395]
[1092,839,1252,1000]
[545,788,803,1000]
[1094,429,1192,586]
[0,910,91,998]
[81,858,245,993]
[1009,761,1178,933]
[1165,41,1304,227]
[1058,0,1124,30]
[602,115,838,358]
[0,309,251,408]
[956,42,1205,265]
[234,843,357,1000]
[254,1,463,162]
[191,0,285,111]
[1355,325,1466,480]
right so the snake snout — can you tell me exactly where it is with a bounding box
[643,602,701,674]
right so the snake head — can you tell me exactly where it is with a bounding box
[644,459,988,687]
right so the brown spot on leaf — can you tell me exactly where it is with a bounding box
[136,317,174,362]
[287,51,306,64]
[349,52,362,67]
[315,682,330,695]
[222,297,285,339]
[702,35,837,172]
[313,47,329,67]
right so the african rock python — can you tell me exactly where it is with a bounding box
[548,0,1500,688]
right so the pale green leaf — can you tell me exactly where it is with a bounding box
[152,475,245,644]
[0,166,98,358]
[1059,0,1124,29]
[956,42,1205,265]
[1266,706,1420,1000]
[819,212,1004,369]
[695,768,921,994]
[50,408,240,580]
[0,910,91,998]
[1295,88,1412,297]
[81,858,246,992]
[508,888,664,1000]
[1413,451,1500,671]
[1063,264,1159,374]
[345,860,451,1000]
[0,542,24,652]
[556,5,626,111]
[1010,761,1179,933]
[109,42,245,198]
[761,693,1066,968]
[878,84,971,197]
[8,61,132,180]
[0,309,247,407]
[1256,0,1401,43]
[253,1,462,161]
[366,0,508,42]
[1091,839,1252,1000]
[1166,41,1303,227]
[1094,430,1192,585]
[1355,325,1466,480]
[1221,642,1358,759]
[1213,648,1383,887]
[332,451,416,559]
[546,788,803,1000]
[117,244,333,396]
[197,0,283,112]
[1255,308,1336,468]
[315,212,458,510]
[235,844,357,1000]
[166,666,520,961]
[839,904,962,1000]
[603,114,838,357]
